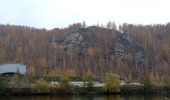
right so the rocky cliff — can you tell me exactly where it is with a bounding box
[56,26,152,65]
[113,32,146,64]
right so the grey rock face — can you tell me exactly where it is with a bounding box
[114,33,146,64]
[62,33,84,45]
[61,32,84,51]
[57,27,147,64]
[60,27,97,52]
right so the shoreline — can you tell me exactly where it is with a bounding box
[0,86,169,96]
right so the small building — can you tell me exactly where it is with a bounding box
[0,63,27,75]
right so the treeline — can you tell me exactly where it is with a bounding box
[0,22,170,82]
[0,72,120,94]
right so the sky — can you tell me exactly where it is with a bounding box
[0,0,170,29]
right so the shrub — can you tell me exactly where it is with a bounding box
[9,74,21,88]
[59,74,69,87]
[83,72,95,92]
[141,77,153,92]
[56,74,72,94]
[0,76,7,89]
[35,78,51,93]
[161,75,170,86]
[104,73,120,93]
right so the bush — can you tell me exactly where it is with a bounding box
[59,74,69,87]
[104,73,120,93]
[53,74,72,94]
[141,77,153,93]
[83,72,95,92]
[35,78,51,93]
[0,76,7,89]
[9,74,21,88]
[161,75,170,86]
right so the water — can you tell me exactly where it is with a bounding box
[0,94,169,100]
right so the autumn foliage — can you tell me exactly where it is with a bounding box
[0,22,170,82]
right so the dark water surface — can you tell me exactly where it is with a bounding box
[0,94,169,100]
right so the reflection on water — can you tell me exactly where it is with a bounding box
[0,94,169,100]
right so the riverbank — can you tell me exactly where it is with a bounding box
[0,74,170,96]
[0,85,169,95]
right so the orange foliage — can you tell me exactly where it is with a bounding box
[66,69,77,77]
[87,47,97,56]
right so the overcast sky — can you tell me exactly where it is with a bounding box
[0,0,170,29]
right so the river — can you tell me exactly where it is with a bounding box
[0,94,169,100]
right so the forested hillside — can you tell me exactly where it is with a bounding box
[0,22,170,81]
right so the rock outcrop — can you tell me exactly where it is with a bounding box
[56,26,151,64]
[113,32,146,64]
[59,27,98,52]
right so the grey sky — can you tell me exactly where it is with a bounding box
[0,0,169,29]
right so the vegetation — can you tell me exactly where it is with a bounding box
[35,78,51,93]
[0,22,170,94]
[57,74,72,94]
[104,73,120,93]
[0,74,169,95]
[0,76,7,89]
[0,22,170,81]
[83,72,95,92]
[141,77,153,92]
[9,74,23,88]
[161,75,170,86]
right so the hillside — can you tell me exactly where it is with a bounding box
[0,23,169,81]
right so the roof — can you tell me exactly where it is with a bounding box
[0,63,27,74]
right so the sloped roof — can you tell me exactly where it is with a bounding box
[0,63,27,74]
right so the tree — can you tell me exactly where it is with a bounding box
[27,65,35,77]
[66,69,77,77]
[106,21,117,30]
[141,77,152,92]
[35,78,51,93]
[59,74,69,87]
[16,46,24,63]
[127,73,132,83]
[57,73,72,93]
[82,21,86,28]
[87,47,97,57]
[37,58,48,76]
[161,75,170,86]
[83,72,95,91]
[104,73,120,93]
[1,22,170,83]
[149,72,156,85]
